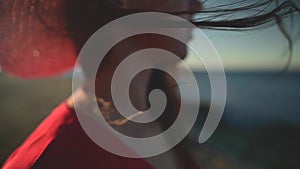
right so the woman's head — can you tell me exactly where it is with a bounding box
[75,0,203,79]
[68,0,202,60]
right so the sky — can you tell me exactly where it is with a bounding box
[1,0,299,73]
[184,0,300,72]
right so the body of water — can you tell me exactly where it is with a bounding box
[193,72,300,128]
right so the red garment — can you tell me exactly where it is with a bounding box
[2,102,155,169]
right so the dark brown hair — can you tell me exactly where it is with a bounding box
[108,0,299,72]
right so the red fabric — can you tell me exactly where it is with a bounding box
[0,0,78,78]
[2,102,155,169]
[0,0,118,79]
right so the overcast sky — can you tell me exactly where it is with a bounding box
[185,0,300,71]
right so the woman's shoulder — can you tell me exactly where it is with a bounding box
[2,101,155,169]
[1,101,76,169]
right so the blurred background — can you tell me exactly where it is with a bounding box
[1,1,300,168]
[1,69,299,169]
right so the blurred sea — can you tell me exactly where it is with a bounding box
[193,71,300,128]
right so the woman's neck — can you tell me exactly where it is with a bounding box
[67,67,153,111]
[94,68,153,110]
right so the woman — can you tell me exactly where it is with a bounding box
[0,0,298,168]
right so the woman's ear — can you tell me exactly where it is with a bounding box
[189,0,202,11]
[120,0,164,9]
[111,0,125,7]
